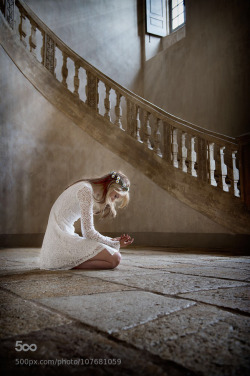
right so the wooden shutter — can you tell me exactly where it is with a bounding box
[146,0,167,37]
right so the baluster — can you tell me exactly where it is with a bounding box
[115,91,122,129]
[29,21,37,55]
[208,143,217,186]
[140,109,147,143]
[232,151,240,197]
[86,71,99,110]
[5,0,15,29]
[40,30,45,65]
[172,127,178,168]
[126,99,133,137]
[181,132,187,172]
[104,84,111,121]
[144,112,153,149]
[61,52,68,88]
[73,62,80,98]
[18,11,27,47]
[228,150,240,197]
[219,146,229,192]
[153,118,162,157]
[126,100,138,138]
[135,106,143,142]
[197,137,208,181]
[162,122,172,164]
[187,135,197,176]
[44,34,55,74]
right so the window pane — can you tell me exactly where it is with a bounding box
[171,0,185,31]
[172,7,178,18]
[179,12,184,25]
[178,4,183,14]
[172,0,178,8]
[172,17,179,30]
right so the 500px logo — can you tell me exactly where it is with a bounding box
[15,341,37,352]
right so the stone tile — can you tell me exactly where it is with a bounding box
[121,248,171,254]
[0,248,39,259]
[0,289,72,339]
[107,263,143,271]
[0,261,39,273]
[121,252,250,269]
[114,303,250,376]
[1,247,249,376]
[182,257,250,268]
[223,257,250,264]
[178,286,250,313]
[153,264,250,281]
[37,291,195,334]
[93,271,248,295]
[119,258,166,269]
[71,264,160,278]
[122,248,237,257]
[122,257,250,271]
[0,248,39,272]
[0,269,65,281]
[0,269,38,276]
[0,272,135,299]
[0,323,194,376]
[196,258,250,270]
[119,257,202,268]
[115,303,229,343]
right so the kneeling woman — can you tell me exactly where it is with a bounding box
[39,171,134,271]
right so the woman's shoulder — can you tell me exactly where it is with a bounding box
[74,181,93,195]
[63,180,92,195]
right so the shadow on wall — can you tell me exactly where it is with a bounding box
[0,46,136,237]
[0,47,92,234]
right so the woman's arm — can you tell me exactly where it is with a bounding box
[77,186,120,250]
[112,234,134,248]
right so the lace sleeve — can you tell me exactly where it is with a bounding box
[76,185,120,251]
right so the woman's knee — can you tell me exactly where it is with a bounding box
[87,248,121,269]
[110,252,121,269]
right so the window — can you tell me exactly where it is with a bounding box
[146,0,167,37]
[170,0,185,32]
[146,0,186,37]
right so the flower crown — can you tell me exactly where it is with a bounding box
[110,171,130,192]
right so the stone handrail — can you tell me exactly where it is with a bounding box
[2,0,242,200]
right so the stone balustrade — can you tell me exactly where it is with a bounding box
[2,0,242,200]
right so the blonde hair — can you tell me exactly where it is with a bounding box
[65,171,130,219]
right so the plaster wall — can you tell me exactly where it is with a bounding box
[0,46,229,239]
[144,0,250,137]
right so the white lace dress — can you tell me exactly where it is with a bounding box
[39,181,120,270]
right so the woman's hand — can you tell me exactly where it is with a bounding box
[112,233,134,248]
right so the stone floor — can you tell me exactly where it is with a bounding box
[0,247,249,376]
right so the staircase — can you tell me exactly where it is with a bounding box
[1,0,250,234]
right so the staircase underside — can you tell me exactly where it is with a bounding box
[1,17,250,234]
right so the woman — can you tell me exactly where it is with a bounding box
[39,171,134,271]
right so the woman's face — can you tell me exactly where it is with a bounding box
[109,190,120,202]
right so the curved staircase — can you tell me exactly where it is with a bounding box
[1,0,250,234]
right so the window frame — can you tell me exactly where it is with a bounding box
[169,0,186,33]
